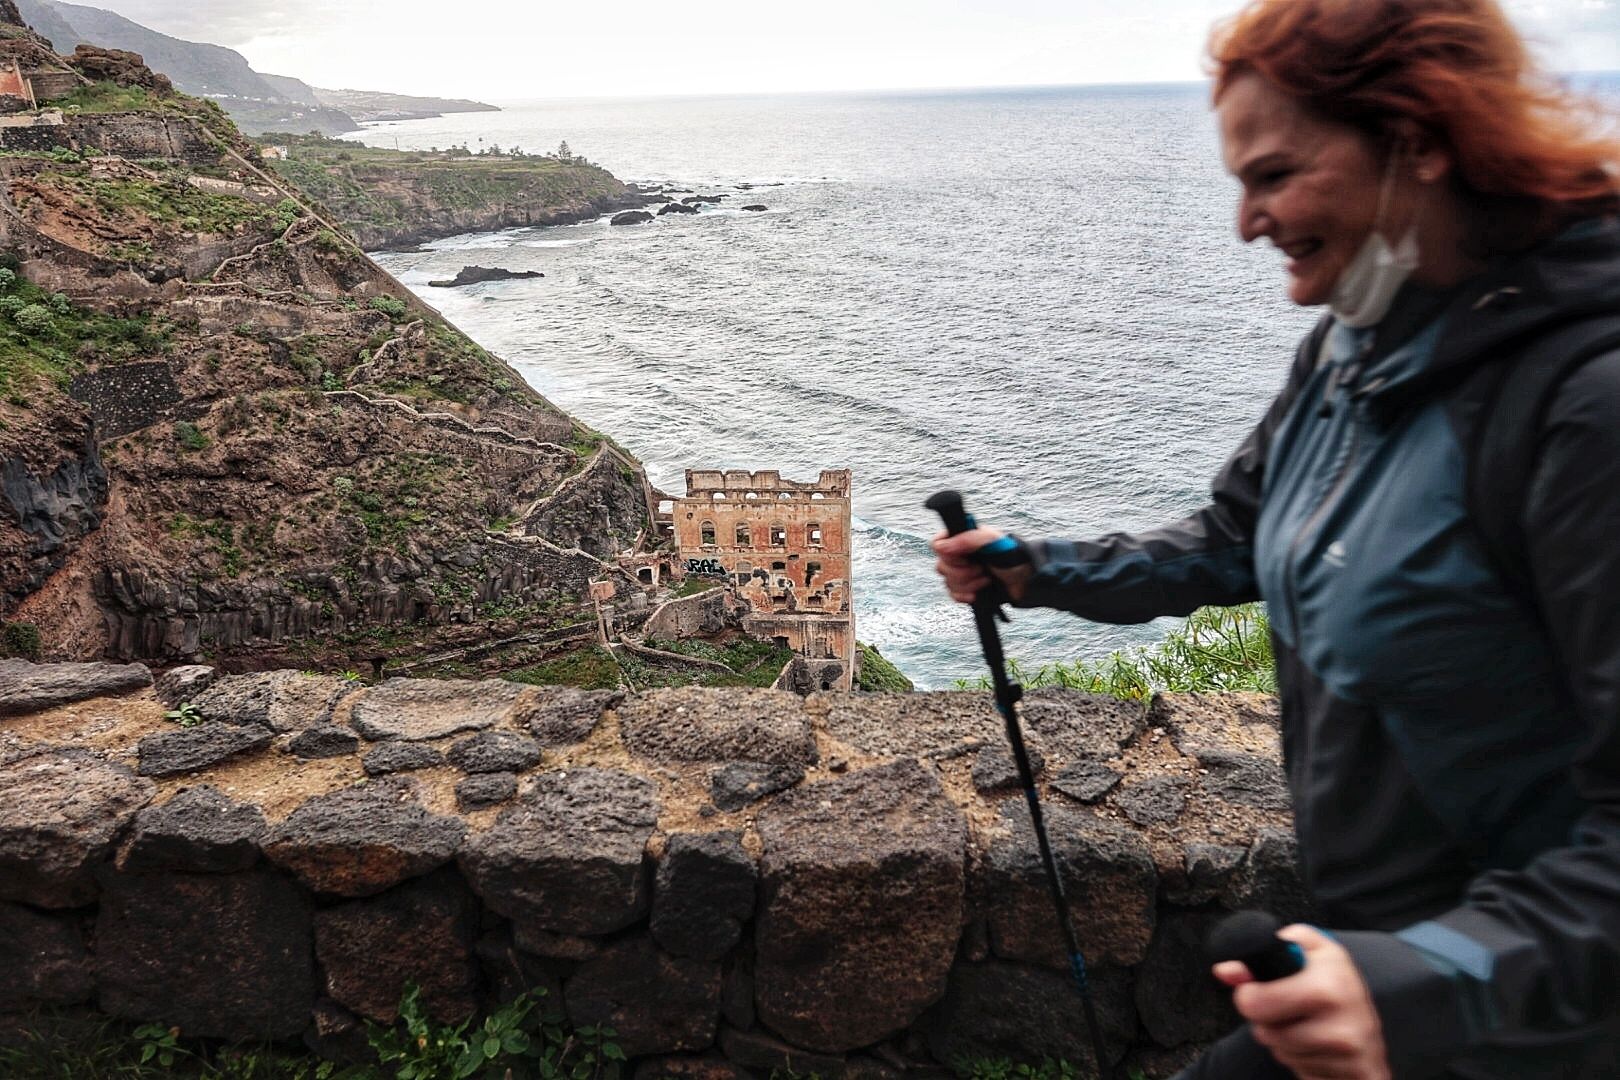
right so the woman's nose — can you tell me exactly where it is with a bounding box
[1238,194,1271,244]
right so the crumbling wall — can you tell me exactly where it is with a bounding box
[0,663,1309,1077]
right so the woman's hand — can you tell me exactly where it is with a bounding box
[1215,925,1391,1080]
[931,529,1034,605]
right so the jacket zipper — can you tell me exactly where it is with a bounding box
[1284,343,1372,639]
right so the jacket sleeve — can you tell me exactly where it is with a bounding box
[1338,350,1620,1076]
[1016,327,1321,623]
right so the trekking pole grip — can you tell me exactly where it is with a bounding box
[925,490,974,537]
[1207,911,1307,982]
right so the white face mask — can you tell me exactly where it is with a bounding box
[1329,150,1421,328]
[1329,227,1420,328]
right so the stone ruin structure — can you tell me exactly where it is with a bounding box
[0,658,1312,1077]
[669,469,855,689]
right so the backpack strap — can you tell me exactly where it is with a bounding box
[1467,315,1620,607]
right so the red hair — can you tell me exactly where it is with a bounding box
[1209,0,1620,218]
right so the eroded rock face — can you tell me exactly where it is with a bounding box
[651,831,756,960]
[314,869,479,1024]
[0,901,94,1011]
[755,760,965,1052]
[0,750,155,907]
[96,868,315,1040]
[0,659,152,716]
[349,678,526,741]
[263,781,467,897]
[118,784,266,874]
[618,688,815,769]
[565,937,723,1057]
[978,801,1157,968]
[460,768,658,934]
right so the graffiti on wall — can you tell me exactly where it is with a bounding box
[685,558,727,577]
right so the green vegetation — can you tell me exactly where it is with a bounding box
[44,81,165,114]
[632,635,794,689]
[856,641,915,692]
[173,421,210,451]
[1,620,42,660]
[367,295,408,320]
[257,132,625,243]
[162,701,204,727]
[0,984,622,1080]
[956,603,1275,701]
[0,266,170,399]
[43,169,295,237]
[507,645,622,691]
[673,576,720,598]
[168,514,245,578]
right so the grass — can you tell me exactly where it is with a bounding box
[673,576,720,598]
[42,170,295,237]
[0,268,170,399]
[506,644,623,690]
[856,641,915,692]
[955,603,1275,700]
[0,984,622,1080]
[631,634,794,688]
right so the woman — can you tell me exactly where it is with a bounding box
[933,2,1620,1077]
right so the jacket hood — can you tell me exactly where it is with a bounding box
[1368,215,1620,413]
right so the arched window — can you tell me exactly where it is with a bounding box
[700,521,716,546]
[736,522,751,546]
[807,523,823,547]
[770,523,786,546]
[811,492,826,500]
[712,492,727,500]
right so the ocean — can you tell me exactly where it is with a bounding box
[355,83,1323,689]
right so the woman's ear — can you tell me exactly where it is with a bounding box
[1390,117,1452,184]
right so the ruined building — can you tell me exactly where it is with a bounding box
[670,469,854,689]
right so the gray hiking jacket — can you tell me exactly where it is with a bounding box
[1019,218,1620,1077]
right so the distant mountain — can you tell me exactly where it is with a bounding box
[257,72,323,108]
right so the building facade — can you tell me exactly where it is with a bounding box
[671,468,854,689]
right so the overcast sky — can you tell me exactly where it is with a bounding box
[79,0,1620,100]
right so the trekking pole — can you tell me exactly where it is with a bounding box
[926,490,1114,1080]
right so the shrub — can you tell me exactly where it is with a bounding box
[368,295,408,320]
[957,603,1275,700]
[13,304,53,335]
[173,420,209,451]
[0,295,25,318]
[46,292,72,315]
[0,267,15,289]
[1,621,41,660]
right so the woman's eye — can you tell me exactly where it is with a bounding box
[1261,169,1291,185]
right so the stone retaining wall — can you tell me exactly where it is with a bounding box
[0,661,1311,1078]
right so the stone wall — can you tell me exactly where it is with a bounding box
[68,361,183,439]
[0,661,1310,1078]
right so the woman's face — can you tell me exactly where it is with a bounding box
[1217,72,1390,307]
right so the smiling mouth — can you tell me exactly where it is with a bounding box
[1280,239,1323,266]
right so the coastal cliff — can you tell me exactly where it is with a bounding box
[0,24,655,673]
[262,133,639,251]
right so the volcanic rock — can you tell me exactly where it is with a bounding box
[978,801,1156,967]
[262,780,467,896]
[1134,910,1239,1048]
[136,722,272,777]
[0,901,94,1010]
[0,750,154,907]
[96,868,315,1040]
[447,730,542,773]
[754,759,965,1052]
[611,210,654,226]
[741,205,767,211]
[1051,759,1123,803]
[970,743,1046,792]
[922,961,1136,1069]
[427,265,544,287]
[455,771,518,809]
[118,784,266,873]
[565,937,722,1057]
[289,724,360,759]
[0,659,152,716]
[1116,774,1188,826]
[709,761,801,811]
[362,741,444,775]
[153,664,215,707]
[459,767,658,934]
[349,677,525,741]
[190,671,357,733]
[617,688,815,768]
[650,830,756,959]
[314,869,479,1023]
[658,202,698,215]
[512,686,620,746]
